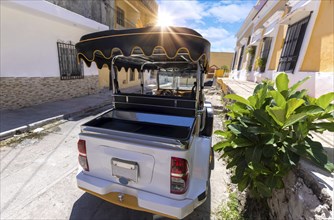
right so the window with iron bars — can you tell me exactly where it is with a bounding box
[278,15,311,73]
[261,37,272,60]
[117,7,125,26]
[57,41,83,80]
[237,45,245,70]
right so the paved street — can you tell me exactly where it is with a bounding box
[0,87,229,220]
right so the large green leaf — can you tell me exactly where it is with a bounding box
[255,85,269,109]
[232,137,254,148]
[316,92,334,109]
[238,176,250,191]
[253,83,264,95]
[325,162,334,172]
[312,122,334,132]
[248,95,257,108]
[231,161,247,183]
[238,116,260,126]
[231,102,251,115]
[268,91,286,108]
[247,126,272,134]
[305,138,328,167]
[326,104,334,113]
[253,109,274,127]
[289,76,310,95]
[286,98,305,118]
[276,73,289,92]
[226,156,243,169]
[265,176,284,189]
[256,182,272,197]
[225,94,251,106]
[214,130,233,138]
[296,105,324,115]
[251,162,271,175]
[245,146,262,163]
[228,124,242,135]
[290,89,307,99]
[213,141,231,151]
[282,113,307,128]
[263,146,276,158]
[266,106,286,126]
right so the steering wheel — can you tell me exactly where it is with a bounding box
[160,89,174,96]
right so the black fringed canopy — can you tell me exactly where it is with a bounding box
[75,26,210,72]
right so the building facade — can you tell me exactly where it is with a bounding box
[98,0,158,91]
[231,0,333,98]
[209,52,234,77]
[0,0,158,110]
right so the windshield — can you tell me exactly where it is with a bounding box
[158,70,196,90]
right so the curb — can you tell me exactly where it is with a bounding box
[0,101,113,141]
[0,115,64,141]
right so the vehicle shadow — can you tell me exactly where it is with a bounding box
[69,184,211,220]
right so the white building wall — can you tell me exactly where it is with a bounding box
[0,1,108,77]
[0,1,109,110]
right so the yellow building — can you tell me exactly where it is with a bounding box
[231,0,334,97]
[99,0,158,90]
[209,52,234,77]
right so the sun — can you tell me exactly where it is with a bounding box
[156,11,174,27]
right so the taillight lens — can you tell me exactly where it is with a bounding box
[77,139,89,171]
[78,139,86,155]
[78,155,89,171]
[171,157,189,194]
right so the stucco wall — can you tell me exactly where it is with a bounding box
[301,0,334,72]
[0,1,108,110]
[268,25,287,70]
[46,0,115,28]
[0,2,103,78]
[210,52,234,70]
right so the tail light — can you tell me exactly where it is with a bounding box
[77,139,89,171]
[171,157,189,194]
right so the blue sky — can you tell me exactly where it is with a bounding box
[157,0,257,52]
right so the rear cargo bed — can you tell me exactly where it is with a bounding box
[83,110,196,142]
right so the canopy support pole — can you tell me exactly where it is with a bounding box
[195,62,201,110]
[140,67,144,94]
[110,62,116,95]
[195,62,202,135]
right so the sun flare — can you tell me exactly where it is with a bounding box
[156,11,174,27]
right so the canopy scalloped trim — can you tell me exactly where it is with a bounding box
[77,45,208,68]
[78,31,209,43]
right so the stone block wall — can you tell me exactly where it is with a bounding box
[0,76,99,110]
[267,160,333,220]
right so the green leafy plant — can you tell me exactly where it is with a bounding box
[218,192,242,220]
[214,73,334,198]
[246,46,256,56]
[255,57,266,72]
[221,65,230,72]
[221,65,230,77]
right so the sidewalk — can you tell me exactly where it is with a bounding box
[0,86,140,140]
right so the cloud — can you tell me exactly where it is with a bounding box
[195,27,236,52]
[208,3,254,23]
[156,0,255,51]
[158,0,207,27]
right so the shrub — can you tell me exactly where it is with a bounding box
[255,57,266,72]
[214,73,334,198]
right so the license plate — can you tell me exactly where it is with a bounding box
[112,158,138,182]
